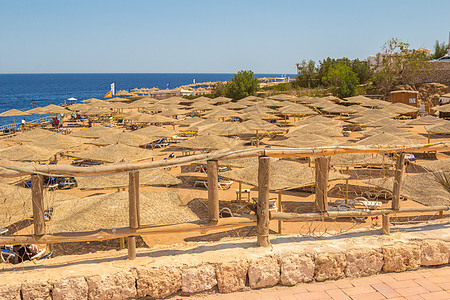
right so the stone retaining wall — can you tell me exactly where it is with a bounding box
[1,239,448,299]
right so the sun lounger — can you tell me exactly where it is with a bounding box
[236,188,251,201]
[218,179,233,190]
[252,197,278,211]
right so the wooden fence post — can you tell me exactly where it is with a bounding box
[128,171,140,260]
[31,174,45,236]
[207,160,219,223]
[257,156,270,247]
[277,191,282,234]
[382,215,390,235]
[315,157,329,212]
[392,153,405,211]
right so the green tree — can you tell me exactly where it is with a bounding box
[322,62,359,98]
[225,70,259,100]
[296,59,318,87]
[351,59,372,83]
[431,40,449,60]
[372,38,428,100]
[213,81,227,97]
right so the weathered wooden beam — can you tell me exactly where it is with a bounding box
[0,216,257,245]
[257,156,270,247]
[315,157,329,212]
[31,174,45,236]
[382,215,390,235]
[392,153,405,211]
[128,171,140,260]
[207,160,220,222]
[270,206,449,221]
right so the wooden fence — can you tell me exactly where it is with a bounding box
[0,142,449,259]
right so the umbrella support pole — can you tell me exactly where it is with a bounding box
[257,156,270,247]
[315,157,329,212]
[31,174,45,236]
[207,160,219,223]
[392,153,405,211]
[238,182,242,204]
[128,171,140,260]
[345,166,349,203]
[277,191,282,234]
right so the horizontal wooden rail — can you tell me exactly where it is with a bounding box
[0,216,256,245]
[270,206,449,221]
[0,142,448,178]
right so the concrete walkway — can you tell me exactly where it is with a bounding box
[168,266,450,300]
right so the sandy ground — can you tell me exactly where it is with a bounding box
[1,113,449,260]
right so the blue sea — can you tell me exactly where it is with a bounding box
[0,73,293,126]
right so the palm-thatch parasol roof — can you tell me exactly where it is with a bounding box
[290,115,347,127]
[414,158,450,173]
[175,133,244,151]
[268,94,295,101]
[190,102,216,110]
[425,122,450,134]
[203,108,242,119]
[257,99,283,107]
[304,98,335,109]
[238,95,262,102]
[0,183,75,229]
[361,125,422,139]
[186,118,220,132]
[158,96,184,105]
[240,105,274,114]
[198,121,252,136]
[355,132,421,146]
[240,111,281,120]
[106,97,129,102]
[41,104,69,114]
[382,103,420,115]
[75,169,181,190]
[363,118,411,128]
[7,128,60,142]
[0,109,30,117]
[431,103,450,113]
[220,102,248,110]
[269,134,342,148]
[68,143,160,163]
[48,191,198,232]
[175,117,204,126]
[81,107,111,116]
[322,104,359,114]
[71,126,121,138]
[84,131,154,147]
[220,160,349,192]
[287,123,343,137]
[81,98,103,103]
[0,144,60,162]
[407,115,448,126]
[128,112,175,123]
[134,125,177,137]
[242,119,280,132]
[159,107,186,117]
[365,172,450,206]
[210,96,232,104]
[278,104,317,115]
[329,153,393,166]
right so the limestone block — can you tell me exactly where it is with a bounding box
[21,281,51,300]
[420,240,449,266]
[280,254,314,285]
[0,284,21,300]
[248,256,280,289]
[382,243,421,272]
[181,264,217,294]
[215,260,248,293]
[345,249,384,278]
[314,253,346,282]
[86,272,136,300]
[52,277,88,300]
[135,266,181,298]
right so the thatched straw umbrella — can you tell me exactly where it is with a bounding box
[190,102,216,111]
[75,169,181,190]
[175,117,204,126]
[85,131,154,147]
[366,172,450,206]
[158,96,184,105]
[175,133,244,151]
[8,128,61,142]
[160,107,186,117]
[240,111,281,121]
[203,108,242,119]
[106,97,129,102]
[71,126,121,139]
[269,133,342,148]
[68,143,160,163]
[242,119,281,146]
[361,125,421,139]
[220,102,248,110]
[129,112,175,124]
[431,103,450,114]
[268,94,295,101]
[198,121,251,136]
[287,123,343,137]
[238,95,262,102]
[81,98,103,103]
[48,191,198,232]
[135,125,177,138]
[0,109,30,126]
[290,115,347,127]
[322,104,359,116]
[362,118,411,128]
[278,104,317,122]
[407,115,448,126]
[257,99,283,107]
[41,104,69,114]
[186,118,220,132]
[0,144,60,162]
[240,105,274,114]
[382,103,420,115]
[210,96,232,104]
[330,153,393,167]
[415,158,450,173]
[355,132,421,146]
[425,122,450,143]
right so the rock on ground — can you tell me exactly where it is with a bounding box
[248,256,280,289]
[182,264,217,294]
[420,240,449,266]
[135,266,181,299]
[314,253,346,282]
[86,272,136,300]
[21,281,51,300]
[215,260,248,293]
[0,284,21,300]
[345,249,384,277]
[280,254,314,285]
[52,277,88,300]
[382,243,421,272]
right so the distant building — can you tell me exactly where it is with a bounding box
[440,93,450,104]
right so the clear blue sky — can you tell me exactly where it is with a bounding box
[0,0,449,74]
